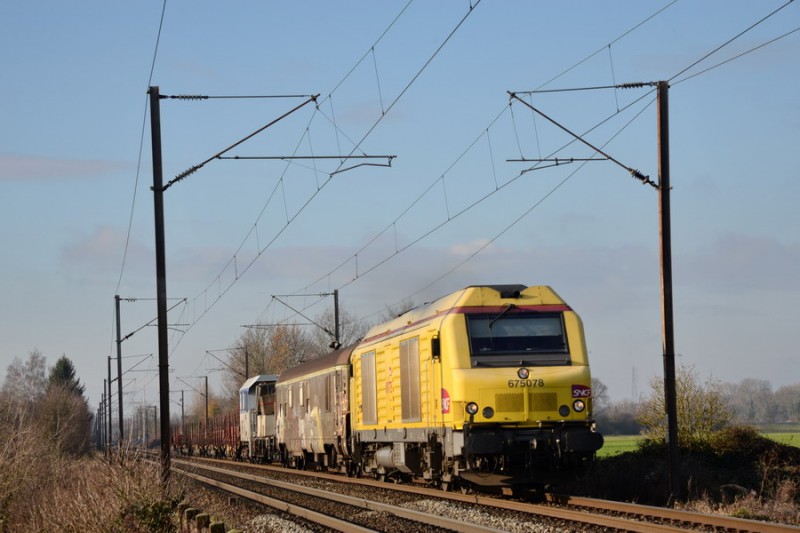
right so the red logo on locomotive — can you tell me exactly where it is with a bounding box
[441,389,451,414]
[572,385,592,398]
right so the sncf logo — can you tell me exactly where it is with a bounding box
[441,389,451,414]
[572,385,592,398]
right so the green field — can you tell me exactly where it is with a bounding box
[764,432,799,447]
[597,431,800,457]
[597,435,642,457]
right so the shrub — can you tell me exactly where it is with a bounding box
[637,364,731,449]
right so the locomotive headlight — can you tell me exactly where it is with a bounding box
[517,368,529,379]
[573,399,586,413]
[482,406,495,419]
[466,402,479,415]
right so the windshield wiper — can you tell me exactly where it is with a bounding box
[488,303,516,331]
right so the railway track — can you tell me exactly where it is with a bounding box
[175,458,508,532]
[173,456,800,532]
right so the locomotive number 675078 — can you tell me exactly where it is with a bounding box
[507,379,545,388]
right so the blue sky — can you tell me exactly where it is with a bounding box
[1,1,798,414]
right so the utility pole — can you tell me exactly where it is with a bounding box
[115,295,124,445]
[507,83,681,498]
[107,359,113,448]
[657,80,680,500]
[149,85,171,484]
[152,405,159,442]
[333,289,340,350]
[98,397,103,452]
[204,376,209,430]
[104,379,110,451]
[180,390,185,438]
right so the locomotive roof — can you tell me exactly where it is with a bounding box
[239,374,278,393]
[277,344,355,384]
[361,284,563,343]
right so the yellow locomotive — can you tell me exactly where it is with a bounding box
[274,284,603,490]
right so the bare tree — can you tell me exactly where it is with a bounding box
[221,324,316,402]
[726,378,781,424]
[774,383,800,422]
[220,326,270,406]
[268,324,316,371]
[310,306,371,354]
[591,377,609,416]
[185,384,226,422]
[380,299,416,322]
[637,364,731,449]
[1,350,47,414]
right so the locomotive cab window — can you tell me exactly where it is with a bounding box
[466,312,570,366]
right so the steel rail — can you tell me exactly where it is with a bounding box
[174,456,800,532]
[178,468,374,532]
[546,494,800,533]
[175,459,506,533]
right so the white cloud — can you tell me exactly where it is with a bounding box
[0,153,126,181]
[60,226,151,280]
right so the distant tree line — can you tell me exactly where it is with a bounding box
[595,369,800,438]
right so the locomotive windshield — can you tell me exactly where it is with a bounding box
[466,311,570,366]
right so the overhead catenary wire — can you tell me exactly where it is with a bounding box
[536,0,678,91]
[167,1,483,353]
[276,83,659,321]
[115,1,795,401]
[161,94,319,191]
[351,3,799,323]
[107,0,168,407]
[114,0,168,296]
[508,91,657,188]
[109,2,685,406]
[255,2,681,326]
[268,0,796,329]
[672,24,800,86]
[667,0,795,83]
[160,3,434,337]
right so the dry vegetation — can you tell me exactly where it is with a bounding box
[2,423,798,530]
[2,353,797,530]
[566,426,800,526]
[0,443,185,531]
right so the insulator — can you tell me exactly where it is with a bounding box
[630,169,649,182]
[171,94,208,100]
[176,165,200,180]
[618,82,647,89]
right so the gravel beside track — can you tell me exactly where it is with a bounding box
[174,457,620,532]
[167,454,800,532]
